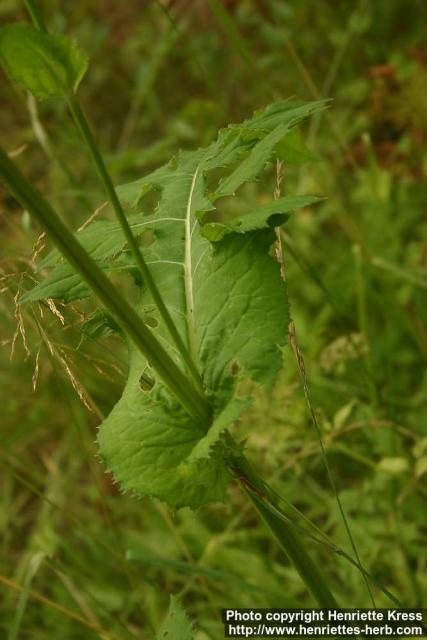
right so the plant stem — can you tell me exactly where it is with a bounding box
[250,493,338,607]
[228,450,339,607]
[23,0,203,394]
[23,0,47,32]
[65,94,204,394]
[0,147,210,424]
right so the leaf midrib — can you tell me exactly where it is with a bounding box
[184,165,200,370]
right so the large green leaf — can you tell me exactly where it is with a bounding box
[24,100,324,508]
[0,23,88,99]
[21,194,317,303]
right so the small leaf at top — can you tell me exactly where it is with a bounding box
[0,23,88,99]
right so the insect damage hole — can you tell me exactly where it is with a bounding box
[231,360,240,377]
[144,315,159,328]
[139,372,155,392]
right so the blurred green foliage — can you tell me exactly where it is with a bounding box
[1,0,426,637]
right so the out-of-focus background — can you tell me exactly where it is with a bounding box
[1,0,426,637]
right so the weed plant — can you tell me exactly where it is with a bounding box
[0,1,426,638]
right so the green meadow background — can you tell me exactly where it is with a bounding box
[1,0,426,637]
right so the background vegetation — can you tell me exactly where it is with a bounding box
[1,0,426,637]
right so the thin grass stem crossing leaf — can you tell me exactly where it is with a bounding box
[0,23,88,99]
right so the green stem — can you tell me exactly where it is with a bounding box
[228,450,339,607]
[65,94,204,394]
[23,0,203,394]
[250,493,338,607]
[0,147,210,424]
[23,0,47,32]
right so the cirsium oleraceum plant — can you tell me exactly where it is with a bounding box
[0,14,348,610]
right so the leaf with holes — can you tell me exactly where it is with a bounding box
[24,100,325,508]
